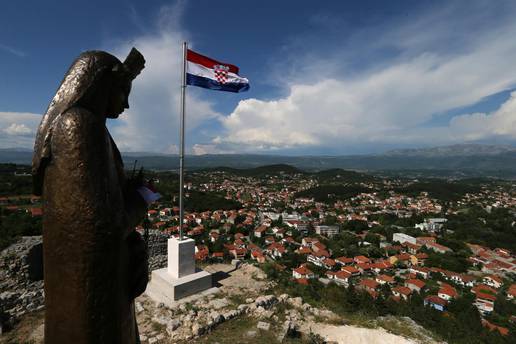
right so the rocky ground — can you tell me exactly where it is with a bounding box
[0,261,444,344]
[0,236,44,330]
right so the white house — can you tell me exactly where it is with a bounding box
[392,233,416,245]
[293,266,315,279]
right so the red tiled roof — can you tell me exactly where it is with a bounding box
[30,207,43,217]
[485,275,503,283]
[252,250,264,258]
[417,236,436,244]
[476,292,496,302]
[297,247,312,255]
[508,284,516,297]
[372,261,393,270]
[377,274,395,283]
[472,284,497,295]
[482,320,509,336]
[336,257,354,264]
[406,279,426,289]
[425,295,447,306]
[359,278,379,290]
[342,266,359,274]
[393,286,412,296]
[459,274,475,283]
[354,255,370,263]
[313,242,327,250]
[426,242,452,252]
[439,287,457,298]
[313,250,330,258]
[293,266,313,276]
[335,271,351,280]
[323,258,336,267]
[296,278,309,285]
[356,263,372,270]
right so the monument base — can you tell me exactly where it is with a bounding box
[145,267,212,304]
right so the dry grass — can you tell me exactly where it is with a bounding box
[0,311,44,344]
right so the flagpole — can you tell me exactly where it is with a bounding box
[179,41,187,241]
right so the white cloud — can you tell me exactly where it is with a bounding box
[0,112,41,148]
[4,2,516,155]
[216,10,516,152]
[108,2,221,153]
[191,143,233,155]
[449,91,516,141]
[0,43,26,58]
[166,144,179,154]
[4,123,33,136]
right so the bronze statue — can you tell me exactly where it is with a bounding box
[32,48,149,343]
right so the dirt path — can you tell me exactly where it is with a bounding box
[301,322,417,344]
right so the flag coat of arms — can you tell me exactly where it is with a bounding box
[186,49,250,93]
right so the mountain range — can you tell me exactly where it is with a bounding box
[2,144,515,178]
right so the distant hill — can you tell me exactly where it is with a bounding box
[313,168,376,182]
[393,180,482,201]
[384,144,516,157]
[200,164,304,177]
[0,149,33,165]
[296,184,371,202]
[1,144,515,178]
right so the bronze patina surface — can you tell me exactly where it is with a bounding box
[32,48,148,343]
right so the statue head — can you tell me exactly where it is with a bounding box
[73,47,146,118]
[32,48,145,195]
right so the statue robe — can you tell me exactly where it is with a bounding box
[41,107,146,343]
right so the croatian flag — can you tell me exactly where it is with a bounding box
[186,49,249,93]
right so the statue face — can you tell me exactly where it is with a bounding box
[106,80,132,119]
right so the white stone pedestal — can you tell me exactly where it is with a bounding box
[167,237,195,278]
[145,236,213,303]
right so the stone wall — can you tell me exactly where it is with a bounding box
[0,231,169,329]
[146,230,168,271]
[0,236,44,328]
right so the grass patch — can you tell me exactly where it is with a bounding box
[184,316,281,344]
[226,293,246,306]
[151,321,166,333]
[0,311,44,344]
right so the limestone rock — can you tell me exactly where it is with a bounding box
[237,304,249,313]
[191,323,205,336]
[135,302,144,313]
[257,321,271,331]
[166,319,181,334]
[210,311,225,324]
[152,315,169,325]
[278,293,289,302]
[288,296,303,308]
[255,294,277,309]
[209,297,229,310]
[302,303,312,312]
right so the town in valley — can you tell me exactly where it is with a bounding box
[1,162,515,343]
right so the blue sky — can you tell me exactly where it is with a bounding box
[1,0,516,155]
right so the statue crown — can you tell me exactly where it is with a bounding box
[122,47,145,80]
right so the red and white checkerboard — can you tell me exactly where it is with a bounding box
[214,64,229,84]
